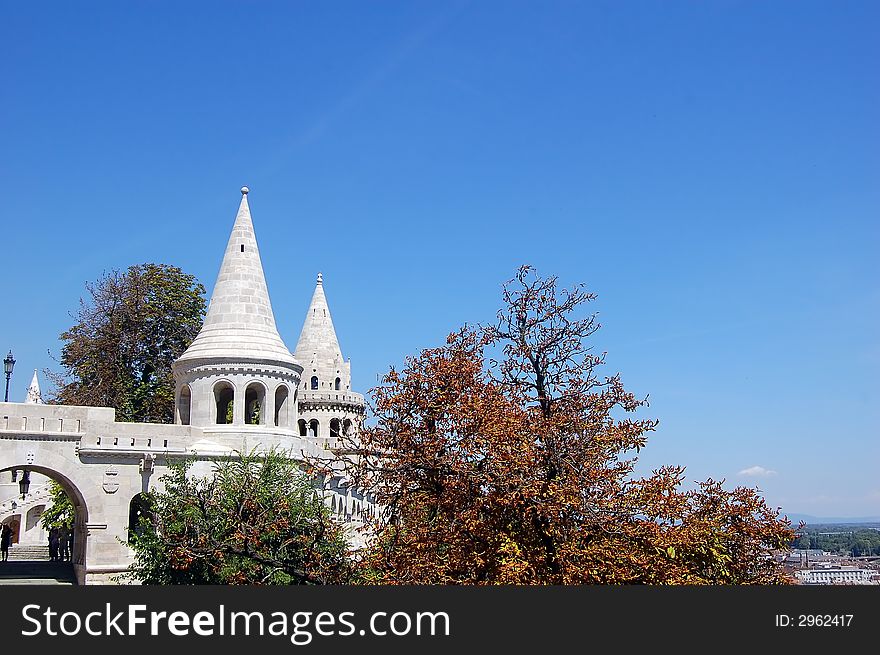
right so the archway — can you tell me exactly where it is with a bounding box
[245,382,266,426]
[177,385,192,426]
[128,493,154,544]
[214,382,235,424]
[0,465,88,584]
[274,385,289,428]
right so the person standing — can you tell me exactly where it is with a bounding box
[57,524,70,562]
[0,524,12,562]
[48,526,59,562]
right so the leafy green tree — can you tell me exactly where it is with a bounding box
[39,482,74,531]
[126,450,350,585]
[49,263,206,423]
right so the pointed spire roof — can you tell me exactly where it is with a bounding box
[295,272,344,367]
[24,370,43,404]
[176,187,298,367]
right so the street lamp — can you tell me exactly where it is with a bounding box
[19,470,30,498]
[3,350,14,402]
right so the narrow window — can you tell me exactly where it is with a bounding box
[245,383,265,425]
[177,386,192,425]
[214,383,235,424]
[311,376,318,390]
[274,385,289,427]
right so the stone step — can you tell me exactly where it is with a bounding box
[6,544,50,561]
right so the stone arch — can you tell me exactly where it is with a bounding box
[244,381,267,425]
[330,418,341,441]
[274,384,290,428]
[310,376,319,390]
[334,377,341,391]
[127,493,153,544]
[308,419,319,438]
[0,458,90,581]
[213,380,235,425]
[25,504,45,534]
[176,384,192,426]
[297,418,307,437]
[343,418,353,437]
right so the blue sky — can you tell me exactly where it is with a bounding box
[2,1,877,518]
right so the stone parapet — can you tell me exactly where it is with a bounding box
[298,391,365,412]
[0,403,115,437]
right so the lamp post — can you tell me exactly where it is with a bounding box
[3,350,14,402]
[19,470,30,498]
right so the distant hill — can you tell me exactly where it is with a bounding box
[784,513,880,525]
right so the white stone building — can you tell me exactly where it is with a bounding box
[795,566,874,585]
[0,187,372,583]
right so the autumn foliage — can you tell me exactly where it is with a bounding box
[332,266,794,584]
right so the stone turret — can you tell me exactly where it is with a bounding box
[294,273,364,446]
[24,370,43,404]
[172,187,303,432]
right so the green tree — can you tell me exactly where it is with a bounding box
[39,482,75,531]
[126,450,350,585]
[49,263,206,423]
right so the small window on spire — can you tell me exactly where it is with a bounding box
[241,244,245,252]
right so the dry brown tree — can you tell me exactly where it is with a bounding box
[316,266,795,584]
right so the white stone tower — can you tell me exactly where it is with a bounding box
[24,370,43,404]
[172,187,303,441]
[294,273,364,447]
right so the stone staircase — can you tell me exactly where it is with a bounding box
[7,544,50,561]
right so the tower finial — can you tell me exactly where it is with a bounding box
[317,272,323,285]
[240,186,249,195]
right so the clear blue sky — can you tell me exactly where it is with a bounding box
[2,1,877,518]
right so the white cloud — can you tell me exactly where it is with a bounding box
[738,465,777,478]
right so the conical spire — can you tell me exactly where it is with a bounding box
[24,370,43,404]
[295,272,345,379]
[176,187,297,366]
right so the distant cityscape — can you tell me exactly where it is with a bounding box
[781,522,880,585]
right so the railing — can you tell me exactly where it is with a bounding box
[298,391,365,405]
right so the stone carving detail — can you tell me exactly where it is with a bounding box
[102,466,119,494]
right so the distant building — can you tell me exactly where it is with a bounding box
[795,566,873,585]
